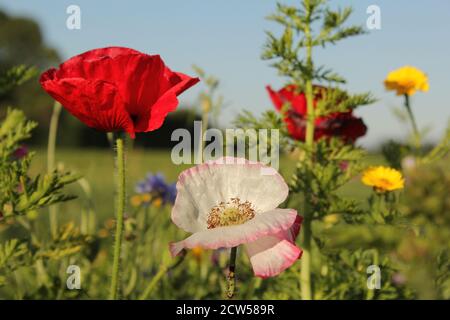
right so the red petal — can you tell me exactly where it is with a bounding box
[40,75,135,138]
[68,47,141,62]
[49,48,199,132]
[267,84,367,143]
[134,72,200,132]
[266,85,307,113]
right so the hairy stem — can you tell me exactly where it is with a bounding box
[47,101,62,239]
[226,246,238,299]
[108,135,126,300]
[300,208,313,300]
[300,0,315,301]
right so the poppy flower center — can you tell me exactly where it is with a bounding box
[207,198,255,229]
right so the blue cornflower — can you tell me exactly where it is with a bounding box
[134,172,177,206]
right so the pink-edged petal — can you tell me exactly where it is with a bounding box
[169,208,298,256]
[171,157,289,233]
[276,215,302,242]
[245,238,302,278]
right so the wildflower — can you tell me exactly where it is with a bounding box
[98,228,109,238]
[339,161,349,172]
[401,156,417,172]
[170,157,303,278]
[124,218,137,241]
[323,213,340,226]
[152,198,163,208]
[392,273,406,286]
[266,85,366,142]
[191,246,204,261]
[135,172,176,206]
[384,66,429,96]
[141,193,152,203]
[40,47,199,138]
[105,218,116,230]
[130,195,143,207]
[12,145,28,160]
[362,166,404,192]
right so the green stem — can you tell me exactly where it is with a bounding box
[404,94,421,150]
[300,210,312,300]
[108,135,126,300]
[226,246,237,299]
[139,252,186,300]
[300,0,315,301]
[138,264,168,300]
[304,67,315,146]
[201,107,209,156]
[47,101,62,239]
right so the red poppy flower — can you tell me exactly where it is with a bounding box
[266,85,367,143]
[40,47,199,138]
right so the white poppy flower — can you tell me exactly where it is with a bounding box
[170,157,303,278]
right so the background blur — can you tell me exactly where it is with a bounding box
[0,0,449,148]
[0,0,449,300]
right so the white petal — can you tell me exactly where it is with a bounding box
[169,208,297,256]
[171,157,289,233]
[245,237,302,278]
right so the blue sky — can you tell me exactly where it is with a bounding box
[1,0,449,147]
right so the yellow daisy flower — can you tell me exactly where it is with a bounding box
[362,166,404,192]
[384,66,429,96]
[130,195,143,207]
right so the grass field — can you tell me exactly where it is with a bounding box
[29,147,384,224]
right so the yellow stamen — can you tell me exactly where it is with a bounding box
[207,198,255,229]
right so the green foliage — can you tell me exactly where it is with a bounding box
[0,108,80,219]
[315,88,375,116]
[0,68,83,295]
[289,139,367,220]
[234,109,292,153]
[402,162,450,225]
[421,122,450,164]
[381,140,411,169]
[263,1,364,84]
[192,65,225,128]
[0,1,448,301]
[0,65,38,99]
[237,0,421,301]
[35,222,92,260]
[0,239,30,286]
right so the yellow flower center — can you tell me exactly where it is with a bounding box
[207,198,255,229]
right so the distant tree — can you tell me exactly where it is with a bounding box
[0,9,61,144]
[0,10,59,71]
